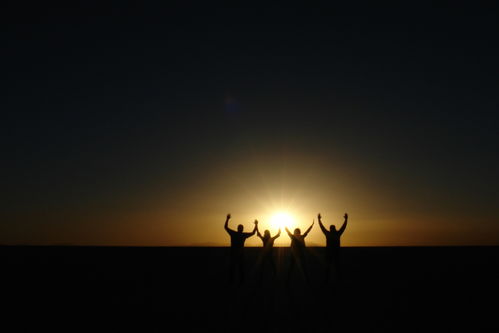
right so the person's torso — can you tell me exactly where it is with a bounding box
[291,235,306,250]
[326,231,341,248]
[262,236,275,249]
[230,233,247,249]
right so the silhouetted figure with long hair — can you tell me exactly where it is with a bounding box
[224,213,257,284]
[318,213,348,282]
[255,224,281,282]
[285,221,314,284]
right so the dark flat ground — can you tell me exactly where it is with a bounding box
[1,246,498,332]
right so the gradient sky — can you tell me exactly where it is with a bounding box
[2,2,498,246]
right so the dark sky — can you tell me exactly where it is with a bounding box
[2,2,498,245]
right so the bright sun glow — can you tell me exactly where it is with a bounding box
[269,211,295,231]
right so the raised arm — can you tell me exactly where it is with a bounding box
[272,228,281,240]
[303,220,314,237]
[338,213,348,235]
[244,219,258,237]
[256,224,263,240]
[318,213,328,235]
[224,213,233,234]
[285,227,293,238]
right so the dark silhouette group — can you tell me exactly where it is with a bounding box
[224,212,349,284]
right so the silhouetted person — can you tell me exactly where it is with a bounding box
[285,221,314,284]
[224,213,257,284]
[256,224,281,281]
[318,213,348,282]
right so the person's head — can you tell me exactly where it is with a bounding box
[330,225,337,232]
[294,228,301,235]
[264,230,270,238]
[237,224,244,232]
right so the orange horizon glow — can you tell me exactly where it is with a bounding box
[2,152,498,247]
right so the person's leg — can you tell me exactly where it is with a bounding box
[269,254,276,279]
[325,249,333,283]
[297,254,310,284]
[256,253,264,284]
[287,256,295,285]
[262,253,277,282]
[229,257,235,284]
[334,248,341,281]
[238,253,245,285]
[260,254,269,283]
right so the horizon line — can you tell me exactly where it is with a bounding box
[1,244,498,248]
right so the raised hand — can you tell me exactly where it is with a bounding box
[344,213,348,219]
[254,219,258,225]
[226,213,231,220]
[318,213,321,220]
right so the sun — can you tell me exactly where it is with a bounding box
[269,211,294,231]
